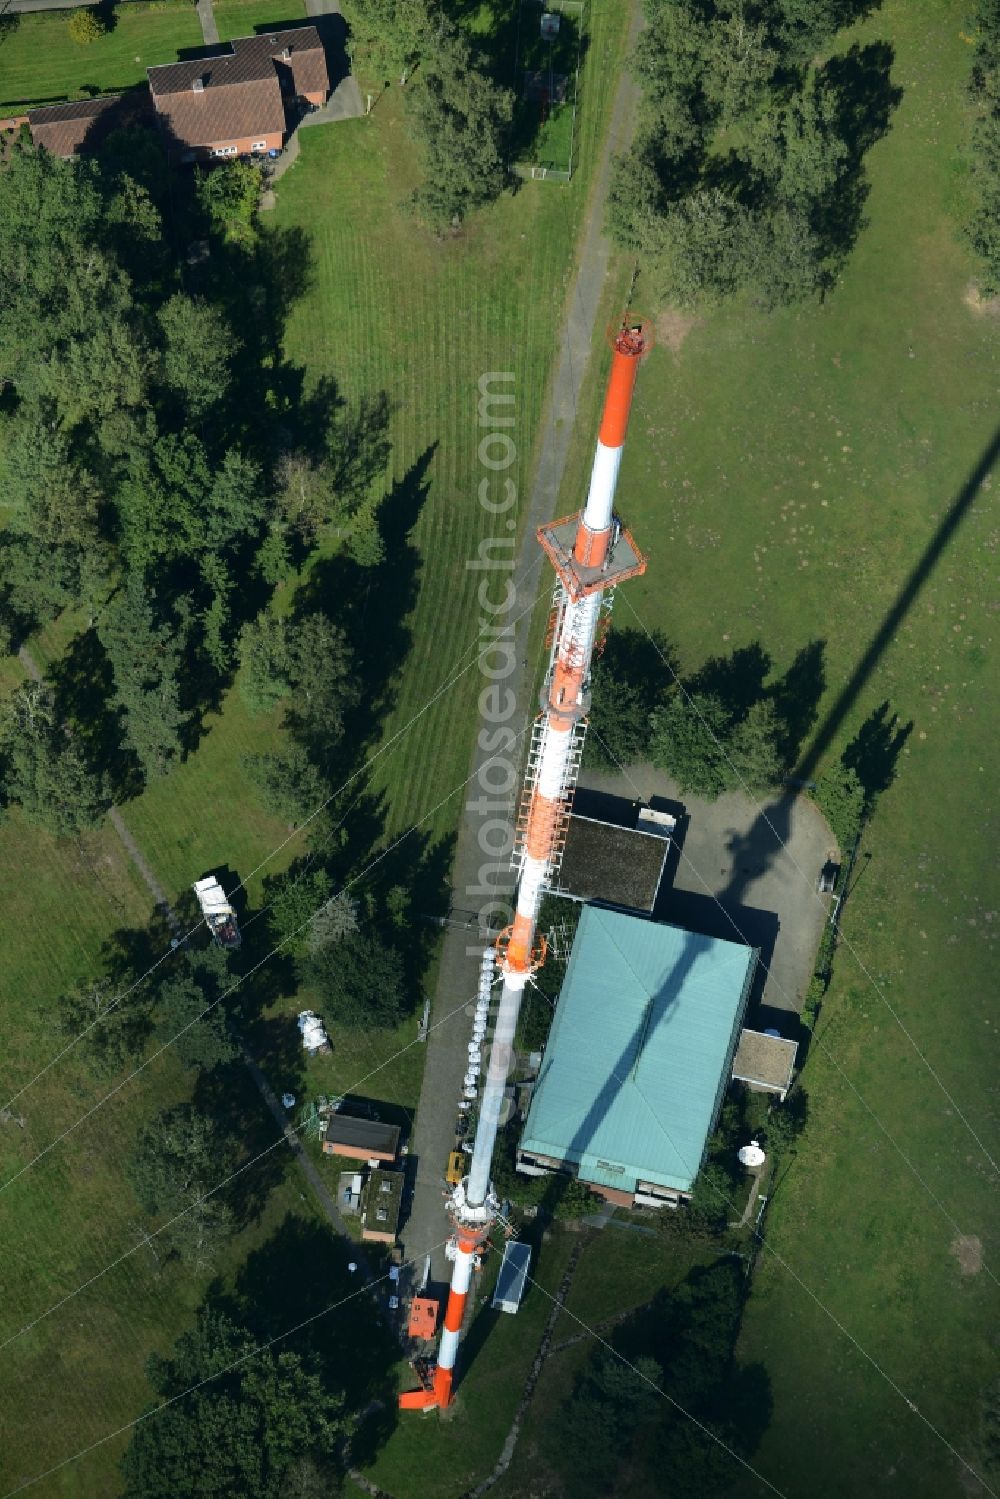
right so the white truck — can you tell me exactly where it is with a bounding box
[193,875,241,949]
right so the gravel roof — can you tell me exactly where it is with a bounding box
[554,814,669,912]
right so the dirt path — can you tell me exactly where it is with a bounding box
[195,0,218,48]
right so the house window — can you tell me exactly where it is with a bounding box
[211,145,237,157]
[251,140,267,151]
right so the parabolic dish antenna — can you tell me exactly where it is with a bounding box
[738,1140,766,1169]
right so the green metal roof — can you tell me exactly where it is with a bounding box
[520,906,756,1194]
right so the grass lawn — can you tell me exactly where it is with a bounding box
[213,0,308,43]
[0,1,203,112]
[360,1227,578,1499]
[0,810,315,1496]
[273,0,628,852]
[116,682,302,910]
[492,1225,719,1498]
[554,3,999,1495]
[0,0,633,1491]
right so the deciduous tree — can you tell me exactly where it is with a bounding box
[57,976,153,1077]
[349,0,433,83]
[156,970,236,1071]
[158,293,236,419]
[0,682,109,835]
[409,26,514,226]
[243,745,328,826]
[121,1308,345,1499]
[67,7,106,44]
[127,1102,236,1266]
[305,929,407,1028]
[264,866,335,955]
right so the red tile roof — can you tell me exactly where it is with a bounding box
[153,74,285,151]
[28,91,154,158]
[148,28,328,150]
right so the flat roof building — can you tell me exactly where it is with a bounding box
[518,906,757,1207]
[360,1168,404,1244]
[731,1029,798,1101]
[407,1297,439,1340]
[551,812,671,913]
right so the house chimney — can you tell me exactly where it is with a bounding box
[281,46,291,59]
[192,76,205,93]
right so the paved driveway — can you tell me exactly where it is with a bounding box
[397,0,644,1288]
[574,765,836,1017]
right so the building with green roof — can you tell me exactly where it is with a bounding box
[518,905,757,1206]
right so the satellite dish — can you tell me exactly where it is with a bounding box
[738,1140,766,1169]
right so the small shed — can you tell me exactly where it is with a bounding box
[360,1168,404,1244]
[491,1240,531,1314]
[321,1115,401,1164]
[408,1297,439,1340]
[337,1171,363,1215]
[731,1029,798,1101]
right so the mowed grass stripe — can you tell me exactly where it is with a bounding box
[543,4,998,1496]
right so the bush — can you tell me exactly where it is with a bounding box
[68,7,106,44]
[813,761,865,851]
[801,973,826,1031]
[304,929,407,1029]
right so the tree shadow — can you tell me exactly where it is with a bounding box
[768,639,826,767]
[842,699,912,804]
[192,1058,289,1226]
[506,6,590,168]
[689,641,772,719]
[49,628,144,802]
[297,443,436,766]
[820,40,902,162]
[360,828,455,991]
[234,1212,399,1409]
[95,1,118,35]
[809,41,903,262]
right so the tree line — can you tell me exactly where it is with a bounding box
[586,627,911,823]
[0,142,388,835]
[967,0,1000,293]
[607,0,902,307]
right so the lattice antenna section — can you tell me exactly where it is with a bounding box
[511,715,588,880]
[543,581,569,668]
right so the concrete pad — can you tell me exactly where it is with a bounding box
[576,764,836,1015]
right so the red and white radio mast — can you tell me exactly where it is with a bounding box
[401,322,649,1411]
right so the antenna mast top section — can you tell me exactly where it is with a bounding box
[537,318,649,599]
